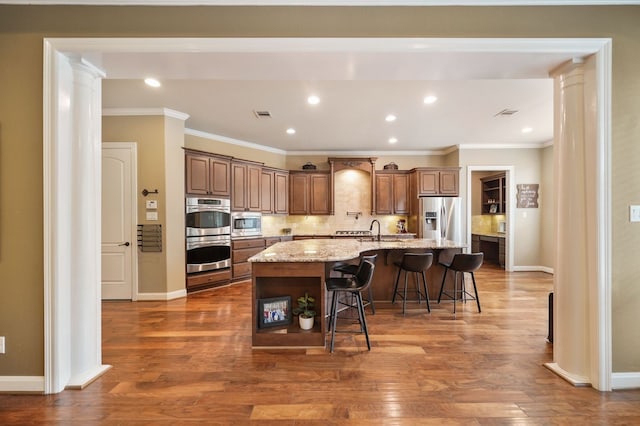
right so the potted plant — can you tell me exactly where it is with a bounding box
[293,292,316,330]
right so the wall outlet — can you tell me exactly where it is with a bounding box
[630,205,640,222]
[0,336,5,354]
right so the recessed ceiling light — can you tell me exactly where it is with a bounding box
[423,95,438,105]
[307,95,320,105]
[286,128,296,135]
[385,114,397,122]
[522,127,533,133]
[389,137,398,144]
[144,78,161,88]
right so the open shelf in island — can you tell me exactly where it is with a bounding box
[252,262,327,348]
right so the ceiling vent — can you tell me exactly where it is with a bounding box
[494,108,519,117]
[254,110,272,118]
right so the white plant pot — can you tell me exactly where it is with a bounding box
[299,315,314,330]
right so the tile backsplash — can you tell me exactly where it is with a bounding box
[472,214,506,235]
[262,169,408,236]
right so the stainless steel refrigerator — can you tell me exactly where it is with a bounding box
[419,197,462,242]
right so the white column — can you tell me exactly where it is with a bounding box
[547,61,591,385]
[67,57,111,388]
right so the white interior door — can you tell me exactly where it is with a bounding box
[102,143,138,300]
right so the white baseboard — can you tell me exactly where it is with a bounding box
[136,289,187,301]
[612,372,640,390]
[544,362,591,386]
[0,376,45,393]
[512,265,554,274]
[66,364,112,390]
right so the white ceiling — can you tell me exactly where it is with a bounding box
[98,40,591,153]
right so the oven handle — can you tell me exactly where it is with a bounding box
[186,238,231,250]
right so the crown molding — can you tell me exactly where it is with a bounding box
[102,107,190,121]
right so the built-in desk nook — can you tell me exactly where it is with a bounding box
[249,238,466,349]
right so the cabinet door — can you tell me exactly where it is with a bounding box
[261,170,274,213]
[209,157,230,197]
[375,173,393,214]
[247,164,262,212]
[417,170,439,195]
[273,171,289,214]
[439,169,459,196]
[309,173,330,215]
[289,173,309,215]
[231,162,247,211]
[185,153,210,195]
[393,173,409,214]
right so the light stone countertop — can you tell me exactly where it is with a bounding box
[248,238,466,263]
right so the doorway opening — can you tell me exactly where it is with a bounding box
[43,37,612,393]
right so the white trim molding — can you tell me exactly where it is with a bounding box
[0,376,45,394]
[103,107,189,121]
[512,265,554,274]
[544,362,591,387]
[136,289,187,301]
[611,372,640,390]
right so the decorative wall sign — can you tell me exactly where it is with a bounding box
[516,184,539,208]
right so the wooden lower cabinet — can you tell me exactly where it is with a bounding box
[252,262,326,348]
[186,269,231,292]
[232,238,266,281]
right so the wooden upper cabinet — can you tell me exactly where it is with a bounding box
[309,173,331,215]
[289,171,331,215]
[289,172,309,215]
[273,170,289,214]
[261,167,289,215]
[231,160,262,212]
[439,169,459,195]
[374,171,409,215]
[416,170,439,195]
[413,168,459,197]
[185,151,230,197]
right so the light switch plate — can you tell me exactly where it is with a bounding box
[0,336,5,354]
[146,200,158,209]
[146,211,158,221]
[630,205,640,222]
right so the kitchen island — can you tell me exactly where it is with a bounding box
[249,238,466,349]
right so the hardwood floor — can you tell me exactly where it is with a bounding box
[2,264,640,424]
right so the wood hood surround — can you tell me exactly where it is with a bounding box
[328,157,378,215]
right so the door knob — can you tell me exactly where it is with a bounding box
[119,242,131,247]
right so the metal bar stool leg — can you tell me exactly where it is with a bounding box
[422,271,431,312]
[330,291,339,353]
[402,270,409,315]
[453,271,458,314]
[471,272,481,313]
[367,287,376,315]
[355,292,371,351]
[438,267,448,303]
[392,267,402,304]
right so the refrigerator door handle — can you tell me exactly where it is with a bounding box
[440,204,446,239]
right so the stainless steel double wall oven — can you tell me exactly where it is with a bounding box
[185,197,231,273]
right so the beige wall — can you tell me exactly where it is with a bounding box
[103,115,172,294]
[185,133,287,169]
[459,148,545,267]
[1,4,639,376]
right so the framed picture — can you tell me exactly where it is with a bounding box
[258,296,292,329]
[489,204,498,213]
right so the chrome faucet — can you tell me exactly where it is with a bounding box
[369,219,381,242]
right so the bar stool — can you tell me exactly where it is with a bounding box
[332,254,377,314]
[392,252,433,315]
[325,260,376,353]
[437,252,484,313]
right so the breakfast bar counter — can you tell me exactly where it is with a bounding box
[249,238,466,349]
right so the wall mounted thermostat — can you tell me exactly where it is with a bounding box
[146,200,158,209]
